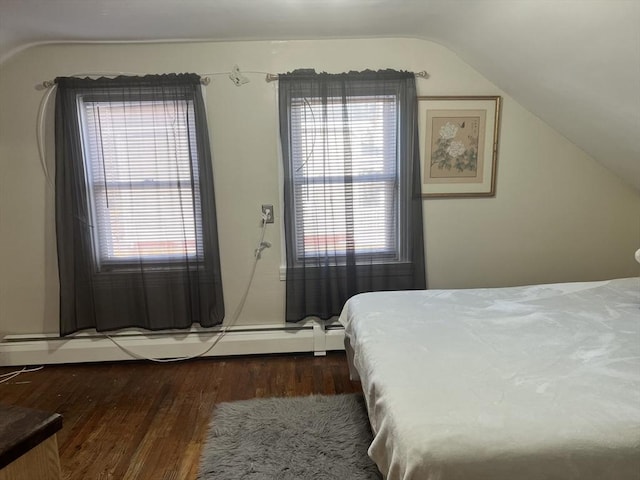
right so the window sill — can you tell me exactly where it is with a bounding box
[279,260,414,281]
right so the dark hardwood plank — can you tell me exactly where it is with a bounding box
[0,352,361,479]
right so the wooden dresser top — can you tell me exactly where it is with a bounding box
[0,403,62,469]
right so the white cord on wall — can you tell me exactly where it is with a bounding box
[37,84,56,189]
[106,212,271,363]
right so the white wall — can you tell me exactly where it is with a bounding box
[1,38,638,337]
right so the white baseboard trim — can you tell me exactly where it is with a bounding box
[0,324,346,366]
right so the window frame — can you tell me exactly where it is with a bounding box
[285,92,406,267]
[75,90,206,272]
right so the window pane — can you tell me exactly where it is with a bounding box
[291,96,396,178]
[93,186,198,260]
[295,180,397,257]
[83,100,196,183]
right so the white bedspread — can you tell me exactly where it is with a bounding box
[339,278,640,480]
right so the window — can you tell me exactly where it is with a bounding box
[288,94,400,263]
[78,95,203,268]
[278,70,425,322]
[55,74,224,334]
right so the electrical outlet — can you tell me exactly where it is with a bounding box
[261,204,274,223]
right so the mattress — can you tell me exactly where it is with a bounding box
[338,278,640,480]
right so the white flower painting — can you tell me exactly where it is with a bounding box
[430,118,480,176]
[439,122,458,140]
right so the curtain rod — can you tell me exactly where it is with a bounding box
[264,70,430,83]
[39,75,210,89]
[38,69,429,89]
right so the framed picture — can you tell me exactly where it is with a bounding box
[418,96,502,198]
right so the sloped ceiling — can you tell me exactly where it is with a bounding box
[0,0,638,191]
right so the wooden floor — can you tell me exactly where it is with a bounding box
[0,352,362,479]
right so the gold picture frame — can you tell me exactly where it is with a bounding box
[418,96,502,198]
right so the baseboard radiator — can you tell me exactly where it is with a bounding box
[0,322,345,367]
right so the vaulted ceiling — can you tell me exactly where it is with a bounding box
[1,0,638,190]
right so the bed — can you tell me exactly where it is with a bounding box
[338,277,640,480]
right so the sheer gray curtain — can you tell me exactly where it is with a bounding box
[279,69,426,322]
[55,74,224,335]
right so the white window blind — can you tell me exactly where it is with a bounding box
[79,97,203,266]
[289,95,399,261]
